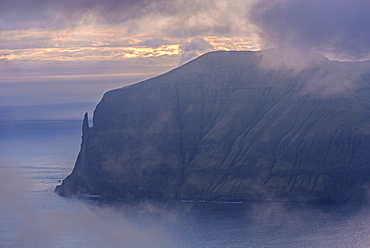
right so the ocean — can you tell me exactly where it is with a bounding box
[1,119,370,247]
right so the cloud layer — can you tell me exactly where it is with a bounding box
[0,0,261,66]
[1,0,370,65]
[0,0,254,36]
[251,0,370,60]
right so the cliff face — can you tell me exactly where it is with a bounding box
[55,51,370,202]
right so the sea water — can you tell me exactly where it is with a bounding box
[1,120,370,248]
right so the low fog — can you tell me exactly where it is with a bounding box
[2,164,370,247]
[0,166,176,247]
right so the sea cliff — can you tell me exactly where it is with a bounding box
[55,50,370,203]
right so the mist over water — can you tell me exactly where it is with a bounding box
[1,120,370,247]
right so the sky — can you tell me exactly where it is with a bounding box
[1,0,370,120]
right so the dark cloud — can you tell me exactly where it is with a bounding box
[0,0,251,39]
[139,38,170,48]
[0,0,185,29]
[251,0,370,60]
[0,0,160,30]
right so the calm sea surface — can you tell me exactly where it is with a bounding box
[1,120,370,247]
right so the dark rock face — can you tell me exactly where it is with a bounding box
[55,51,370,203]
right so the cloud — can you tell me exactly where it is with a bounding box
[0,0,255,38]
[5,0,369,74]
[247,0,370,96]
[182,37,213,52]
[139,38,170,48]
[179,37,213,64]
[250,0,370,61]
[0,45,181,62]
[0,0,153,30]
[4,0,369,63]
[0,0,260,66]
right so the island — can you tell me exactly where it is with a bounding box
[55,50,370,203]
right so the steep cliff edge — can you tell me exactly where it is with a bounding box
[55,50,370,202]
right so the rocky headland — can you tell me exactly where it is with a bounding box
[55,50,370,203]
